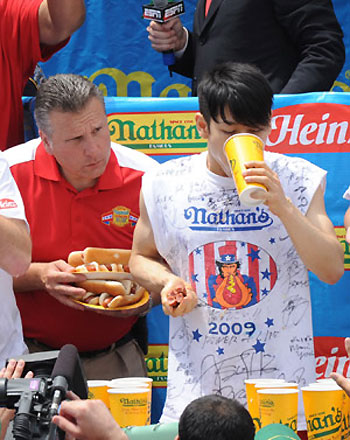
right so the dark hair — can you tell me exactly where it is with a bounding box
[34,74,105,138]
[197,62,273,129]
[178,394,255,440]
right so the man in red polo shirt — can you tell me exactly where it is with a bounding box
[0,0,86,150]
[4,73,158,379]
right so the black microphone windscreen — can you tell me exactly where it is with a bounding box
[153,0,168,7]
[51,344,78,387]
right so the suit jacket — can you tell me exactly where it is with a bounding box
[171,0,345,95]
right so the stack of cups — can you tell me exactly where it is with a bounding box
[256,383,299,432]
[244,378,286,430]
[301,381,345,440]
[107,377,153,428]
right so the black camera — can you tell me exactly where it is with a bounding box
[0,345,88,440]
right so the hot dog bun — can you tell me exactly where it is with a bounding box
[68,248,131,274]
[68,248,131,267]
[75,280,127,297]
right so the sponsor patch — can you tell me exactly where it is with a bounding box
[0,198,18,209]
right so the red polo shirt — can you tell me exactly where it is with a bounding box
[6,139,157,351]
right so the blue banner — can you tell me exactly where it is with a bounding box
[39,0,350,96]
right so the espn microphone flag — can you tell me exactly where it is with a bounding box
[142,0,185,66]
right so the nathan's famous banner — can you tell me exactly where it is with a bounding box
[39,0,350,98]
[103,92,350,421]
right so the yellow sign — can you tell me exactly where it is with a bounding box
[145,344,168,387]
[335,227,349,270]
[107,112,207,155]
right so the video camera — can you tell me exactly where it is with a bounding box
[0,344,88,440]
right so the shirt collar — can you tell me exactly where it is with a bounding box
[34,141,123,190]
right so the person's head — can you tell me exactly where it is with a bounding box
[196,62,273,177]
[34,74,111,191]
[176,394,255,440]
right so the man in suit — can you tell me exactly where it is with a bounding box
[146,0,345,95]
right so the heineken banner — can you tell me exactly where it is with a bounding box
[102,92,350,421]
[39,0,350,97]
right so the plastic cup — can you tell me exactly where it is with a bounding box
[224,133,267,207]
[109,377,153,390]
[245,378,285,429]
[108,387,150,427]
[87,380,110,408]
[255,382,298,391]
[302,385,344,440]
[257,388,299,432]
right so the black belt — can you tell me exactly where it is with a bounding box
[26,332,134,359]
[78,332,134,358]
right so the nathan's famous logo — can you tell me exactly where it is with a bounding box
[306,406,342,439]
[267,103,350,153]
[335,226,350,270]
[184,206,273,232]
[107,111,206,154]
[101,205,138,228]
[145,344,168,388]
[189,241,277,310]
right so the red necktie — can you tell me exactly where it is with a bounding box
[205,0,212,16]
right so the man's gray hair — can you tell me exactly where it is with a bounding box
[34,74,105,137]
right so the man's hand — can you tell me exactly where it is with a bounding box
[160,277,197,317]
[147,18,187,53]
[0,360,34,440]
[330,337,350,396]
[242,160,291,217]
[41,260,88,311]
[52,399,128,440]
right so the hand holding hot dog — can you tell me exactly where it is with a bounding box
[161,276,197,317]
[40,259,88,311]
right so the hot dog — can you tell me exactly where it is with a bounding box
[68,247,145,309]
[68,248,131,273]
[75,279,146,309]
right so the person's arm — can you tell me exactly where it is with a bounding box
[0,217,31,277]
[38,0,86,46]
[245,161,344,284]
[130,192,197,317]
[52,399,128,440]
[275,0,345,93]
[344,207,350,244]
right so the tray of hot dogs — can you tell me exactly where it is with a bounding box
[68,247,149,310]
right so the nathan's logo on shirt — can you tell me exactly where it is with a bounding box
[101,205,139,228]
[184,206,273,232]
[189,241,277,310]
[0,198,18,209]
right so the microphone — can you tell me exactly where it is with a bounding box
[143,0,185,66]
[47,344,79,439]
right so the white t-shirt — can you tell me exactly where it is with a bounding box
[142,151,326,429]
[0,152,28,367]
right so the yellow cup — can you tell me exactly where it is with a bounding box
[87,380,110,409]
[302,385,344,440]
[245,379,285,430]
[109,377,153,390]
[108,387,150,428]
[258,388,299,432]
[224,133,267,207]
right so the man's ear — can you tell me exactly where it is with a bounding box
[174,435,180,440]
[40,130,53,155]
[195,112,209,139]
